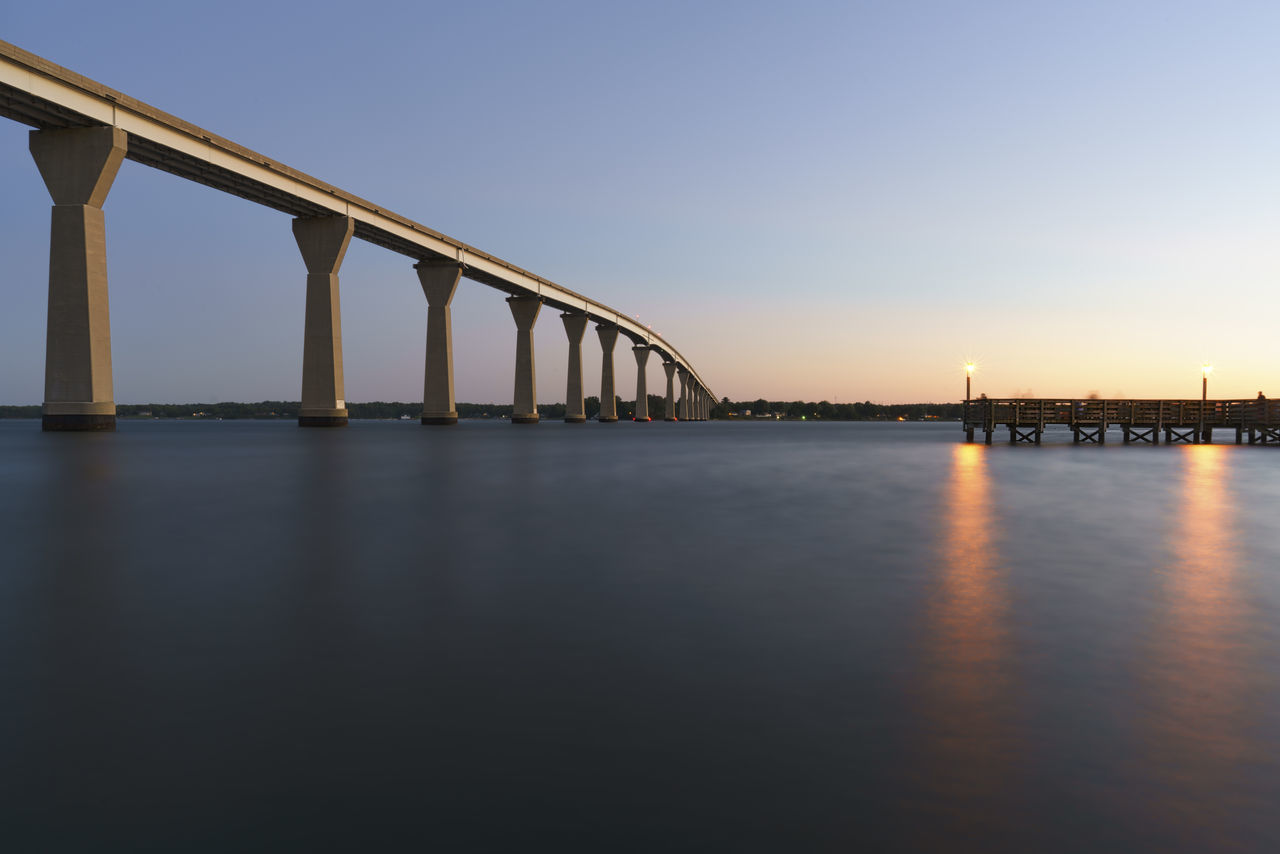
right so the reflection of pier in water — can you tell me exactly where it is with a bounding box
[962,398,1280,445]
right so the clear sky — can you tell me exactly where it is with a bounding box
[3,1,1278,405]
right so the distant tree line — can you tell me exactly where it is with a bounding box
[709,398,962,421]
[0,396,669,420]
[0,397,961,421]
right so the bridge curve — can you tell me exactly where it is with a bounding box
[0,40,716,428]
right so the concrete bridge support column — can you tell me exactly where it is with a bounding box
[30,126,127,431]
[678,368,690,421]
[596,324,619,422]
[508,296,541,424]
[663,362,678,421]
[699,388,707,420]
[633,346,651,421]
[293,215,354,427]
[561,313,588,423]
[416,260,462,424]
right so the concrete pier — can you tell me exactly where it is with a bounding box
[508,296,541,424]
[596,324,619,423]
[678,367,690,421]
[293,215,354,426]
[663,362,678,421]
[416,260,461,425]
[633,346,651,421]
[30,126,127,431]
[561,312,588,423]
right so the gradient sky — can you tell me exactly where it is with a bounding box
[3,1,1279,405]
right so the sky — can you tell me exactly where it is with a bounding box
[2,0,1279,405]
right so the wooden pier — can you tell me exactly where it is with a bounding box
[962,398,1280,445]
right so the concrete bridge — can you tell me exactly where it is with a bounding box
[0,41,716,430]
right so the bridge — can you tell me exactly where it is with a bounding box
[0,40,716,430]
[963,398,1280,445]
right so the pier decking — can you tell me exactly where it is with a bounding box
[962,398,1280,445]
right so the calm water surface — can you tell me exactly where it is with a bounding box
[2,419,1279,851]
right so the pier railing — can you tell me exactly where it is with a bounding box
[961,398,1280,445]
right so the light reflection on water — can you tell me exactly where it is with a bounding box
[912,443,1019,846]
[908,441,1280,851]
[1138,446,1267,849]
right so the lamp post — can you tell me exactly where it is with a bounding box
[1200,364,1212,444]
[964,362,976,443]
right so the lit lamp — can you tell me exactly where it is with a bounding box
[963,362,977,443]
[1199,363,1213,445]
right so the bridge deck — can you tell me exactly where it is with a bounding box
[0,39,714,397]
[962,398,1280,445]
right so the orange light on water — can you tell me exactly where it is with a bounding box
[1138,443,1253,825]
[914,443,1012,813]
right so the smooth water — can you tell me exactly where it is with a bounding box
[2,419,1279,851]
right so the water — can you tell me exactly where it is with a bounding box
[2,419,1279,851]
